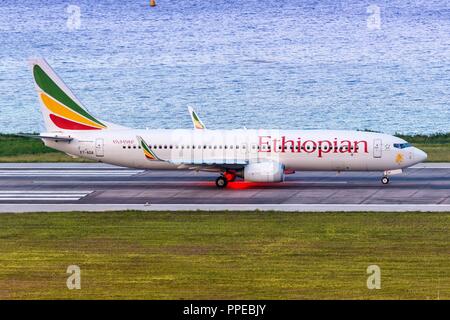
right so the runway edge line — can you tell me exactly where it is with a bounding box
[0,204,450,213]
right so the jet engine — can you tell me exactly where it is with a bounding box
[243,162,285,182]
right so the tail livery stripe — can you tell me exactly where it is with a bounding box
[137,136,161,161]
[40,93,105,129]
[33,64,106,128]
[49,114,102,130]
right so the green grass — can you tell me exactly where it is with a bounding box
[0,211,448,300]
[398,133,450,162]
[412,144,450,162]
[0,134,89,162]
[397,132,450,144]
[0,134,55,155]
[0,133,449,162]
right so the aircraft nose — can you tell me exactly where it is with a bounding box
[414,148,427,163]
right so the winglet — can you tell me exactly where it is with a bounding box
[188,106,206,130]
[136,136,161,161]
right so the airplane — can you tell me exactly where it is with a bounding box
[27,58,427,188]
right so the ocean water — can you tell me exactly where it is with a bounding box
[0,0,449,134]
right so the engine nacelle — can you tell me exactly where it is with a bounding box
[243,162,285,182]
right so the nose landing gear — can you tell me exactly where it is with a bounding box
[381,169,402,185]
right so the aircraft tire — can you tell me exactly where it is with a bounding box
[216,176,228,188]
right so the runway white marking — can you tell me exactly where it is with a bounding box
[0,190,92,201]
[0,190,92,193]
[0,170,142,176]
[411,163,450,169]
[0,203,449,212]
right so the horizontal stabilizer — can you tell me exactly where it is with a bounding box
[17,133,73,142]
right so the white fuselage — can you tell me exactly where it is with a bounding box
[43,129,427,172]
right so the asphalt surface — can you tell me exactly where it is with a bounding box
[0,163,449,212]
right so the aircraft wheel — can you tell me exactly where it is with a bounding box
[215,176,228,188]
[381,176,389,185]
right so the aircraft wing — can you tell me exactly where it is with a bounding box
[169,160,248,172]
[137,135,247,171]
[188,106,206,130]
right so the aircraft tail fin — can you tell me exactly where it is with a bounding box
[30,58,123,132]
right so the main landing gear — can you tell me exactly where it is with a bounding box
[215,176,228,188]
[215,172,236,188]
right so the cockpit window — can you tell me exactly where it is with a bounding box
[393,143,412,149]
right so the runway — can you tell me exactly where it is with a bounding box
[0,163,449,212]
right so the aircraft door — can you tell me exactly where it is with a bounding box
[373,139,382,158]
[95,138,104,157]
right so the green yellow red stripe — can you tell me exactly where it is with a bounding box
[33,64,106,128]
[40,93,106,129]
